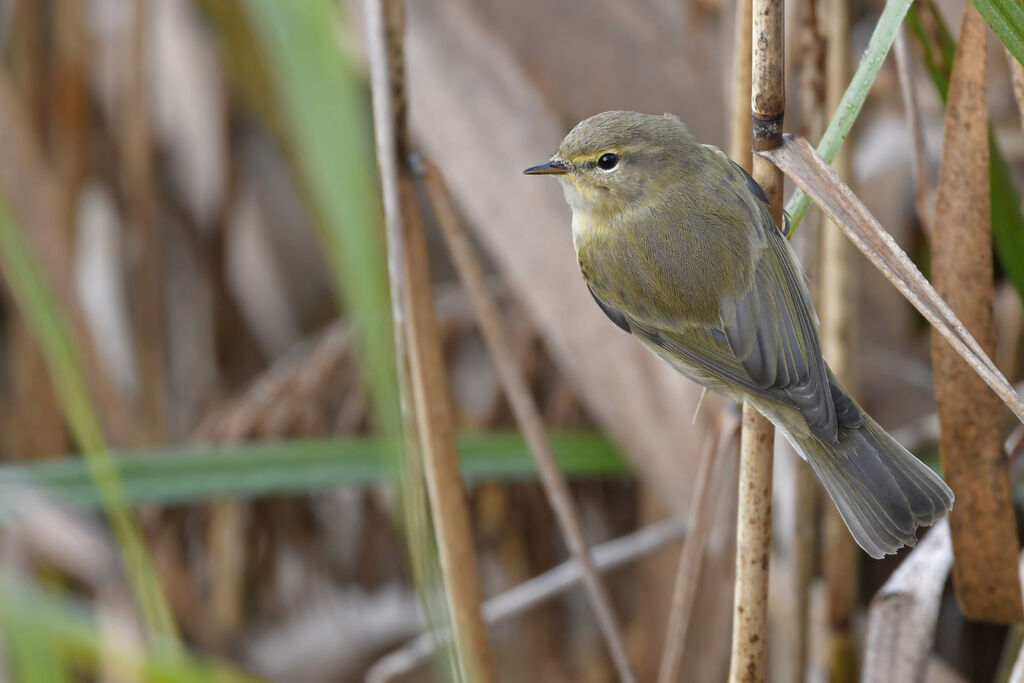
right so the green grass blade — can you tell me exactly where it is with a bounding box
[970,0,1024,68]
[0,432,628,512]
[213,2,457,678]
[989,132,1024,301]
[906,4,1024,304]
[0,585,264,683]
[784,0,913,234]
[904,4,955,101]
[234,0,399,432]
[0,195,177,649]
[2,614,72,683]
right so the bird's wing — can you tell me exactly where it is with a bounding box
[590,191,857,441]
[719,211,840,440]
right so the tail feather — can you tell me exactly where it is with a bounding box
[790,412,954,559]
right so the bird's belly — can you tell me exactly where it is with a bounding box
[576,233,723,327]
[640,336,737,398]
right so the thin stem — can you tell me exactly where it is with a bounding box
[784,0,914,234]
[928,2,1022,623]
[729,404,775,683]
[424,161,638,683]
[365,0,497,679]
[762,136,1024,425]
[367,514,693,683]
[658,414,740,683]
[729,0,784,676]
[819,0,861,676]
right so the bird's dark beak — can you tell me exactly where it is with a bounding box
[523,159,570,175]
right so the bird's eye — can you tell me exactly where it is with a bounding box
[597,153,619,170]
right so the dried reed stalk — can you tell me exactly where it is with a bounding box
[789,2,825,677]
[0,64,140,445]
[657,7,754,676]
[423,160,638,683]
[819,0,859,677]
[730,0,754,172]
[761,137,1024,425]
[123,0,168,441]
[929,3,1022,623]
[367,512,698,683]
[728,0,783,678]
[658,413,741,683]
[365,1,497,680]
[729,404,775,683]
[8,318,68,460]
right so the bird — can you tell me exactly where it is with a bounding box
[524,110,953,558]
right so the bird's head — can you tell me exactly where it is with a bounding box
[524,110,695,218]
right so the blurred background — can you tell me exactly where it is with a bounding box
[0,0,1021,681]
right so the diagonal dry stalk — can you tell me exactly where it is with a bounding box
[366,512,698,683]
[422,160,638,683]
[365,0,497,680]
[928,3,1022,624]
[658,412,741,683]
[761,137,1024,426]
[728,0,783,678]
[123,0,168,442]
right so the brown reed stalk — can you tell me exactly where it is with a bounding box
[0,65,141,446]
[730,0,754,172]
[658,412,741,683]
[656,6,754,678]
[423,160,638,683]
[368,512,700,683]
[123,0,168,441]
[788,2,826,678]
[761,137,1024,425]
[819,0,859,677]
[365,1,497,680]
[729,0,784,678]
[929,3,1023,624]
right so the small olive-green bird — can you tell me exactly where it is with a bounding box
[525,111,953,558]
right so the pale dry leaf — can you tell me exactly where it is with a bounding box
[74,182,139,399]
[226,184,302,358]
[862,521,952,682]
[760,136,1024,425]
[246,585,421,683]
[149,0,227,231]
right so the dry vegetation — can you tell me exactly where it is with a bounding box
[0,0,1023,682]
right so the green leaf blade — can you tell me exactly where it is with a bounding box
[970,0,1024,68]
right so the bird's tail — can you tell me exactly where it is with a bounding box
[789,412,954,559]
